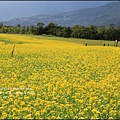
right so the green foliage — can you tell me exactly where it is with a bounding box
[0,22,120,41]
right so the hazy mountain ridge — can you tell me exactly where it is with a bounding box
[1,2,120,27]
[0,1,110,21]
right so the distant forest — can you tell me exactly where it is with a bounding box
[0,22,120,41]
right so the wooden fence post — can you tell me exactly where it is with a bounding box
[11,44,15,57]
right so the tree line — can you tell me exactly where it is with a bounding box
[0,22,120,40]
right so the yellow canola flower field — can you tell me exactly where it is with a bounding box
[0,34,120,119]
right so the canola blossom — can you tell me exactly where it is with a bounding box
[0,34,120,119]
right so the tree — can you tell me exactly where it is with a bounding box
[96,25,106,40]
[46,22,58,35]
[109,23,115,40]
[55,26,64,37]
[29,25,36,34]
[37,22,44,28]
[62,27,72,38]
[16,24,21,28]
[36,22,45,35]
[25,26,29,34]
[0,26,8,33]
[115,26,120,40]
[85,25,98,39]
[0,23,3,29]
[20,28,25,34]
[71,25,86,39]
[71,25,81,38]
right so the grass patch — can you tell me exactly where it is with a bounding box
[0,34,117,47]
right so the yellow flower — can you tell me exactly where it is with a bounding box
[35,111,40,116]
[80,112,84,115]
[78,100,84,104]
[0,33,120,119]
[12,107,18,112]
[1,112,7,118]
[20,101,25,106]
[51,116,56,119]
[102,110,107,113]
[24,114,32,119]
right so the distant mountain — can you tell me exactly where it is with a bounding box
[0,1,110,21]
[1,2,120,27]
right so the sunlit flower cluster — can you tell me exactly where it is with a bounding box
[0,34,120,119]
